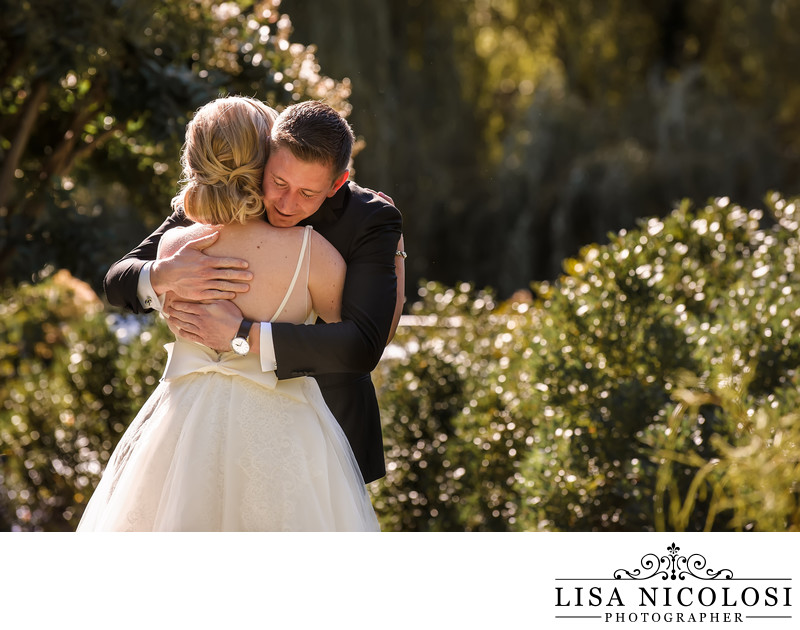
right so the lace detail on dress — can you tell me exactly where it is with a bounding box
[238,378,300,530]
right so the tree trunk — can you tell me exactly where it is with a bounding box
[0,80,48,211]
[42,84,108,180]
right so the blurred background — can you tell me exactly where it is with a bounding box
[2,0,800,531]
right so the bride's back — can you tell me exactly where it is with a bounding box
[159,221,345,325]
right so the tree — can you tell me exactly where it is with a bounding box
[0,0,350,289]
[282,0,800,298]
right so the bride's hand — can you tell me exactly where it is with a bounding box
[365,188,395,207]
[165,298,243,352]
[151,231,252,301]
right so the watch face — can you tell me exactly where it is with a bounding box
[231,337,250,355]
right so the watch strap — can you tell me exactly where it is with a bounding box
[235,318,254,340]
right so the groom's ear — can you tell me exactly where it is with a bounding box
[327,170,349,198]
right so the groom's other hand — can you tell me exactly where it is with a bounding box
[165,297,243,353]
[152,231,252,301]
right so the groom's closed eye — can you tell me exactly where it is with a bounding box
[272,178,316,198]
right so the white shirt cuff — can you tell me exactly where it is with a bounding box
[137,261,165,311]
[260,322,278,372]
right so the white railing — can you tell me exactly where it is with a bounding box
[395,314,464,328]
[381,314,465,361]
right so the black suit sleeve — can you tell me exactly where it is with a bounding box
[271,201,402,377]
[103,208,192,313]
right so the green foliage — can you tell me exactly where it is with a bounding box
[289,0,800,299]
[0,0,350,290]
[0,269,170,530]
[515,193,800,531]
[369,284,519,531]
[656,364,800,532]
[372,194,800,531]
[465,0,800,166]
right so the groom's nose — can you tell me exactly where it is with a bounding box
[270,189,287,210]
[278,191,303,214]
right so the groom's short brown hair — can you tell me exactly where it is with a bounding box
[269,100,355,179]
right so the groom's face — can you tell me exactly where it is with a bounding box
[262,145,347,228]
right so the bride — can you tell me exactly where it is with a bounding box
[77,96,379,531]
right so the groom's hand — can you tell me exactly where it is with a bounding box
[151,231,252,301]
[165,298,243,352]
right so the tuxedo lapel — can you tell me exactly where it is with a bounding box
[301,183,347,229]
[300,183,352,255]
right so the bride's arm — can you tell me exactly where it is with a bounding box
[270,198,402,376]
[307,230,346,323]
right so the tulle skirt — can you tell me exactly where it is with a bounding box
[77,345,379,532]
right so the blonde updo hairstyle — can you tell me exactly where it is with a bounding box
[172,96,277,224]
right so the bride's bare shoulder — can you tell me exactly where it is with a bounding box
[223,221,305,247]
[157,223,218,259]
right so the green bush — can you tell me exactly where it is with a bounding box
[369,284,528,531]
[372,194,800,531]
[0,269,169,530]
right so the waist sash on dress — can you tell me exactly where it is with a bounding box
[160,225,315,405]
[161,341,308,403]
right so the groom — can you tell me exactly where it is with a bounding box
[103,100,403,484]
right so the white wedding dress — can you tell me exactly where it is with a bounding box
[78,227,379,531]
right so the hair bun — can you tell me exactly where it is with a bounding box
[225,165,251,186]
[171,95,277,225]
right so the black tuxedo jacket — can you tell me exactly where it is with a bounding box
[104,181,403,483]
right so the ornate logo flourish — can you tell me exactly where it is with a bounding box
[613,543,734,581]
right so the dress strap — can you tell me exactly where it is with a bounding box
[269,226,312,322]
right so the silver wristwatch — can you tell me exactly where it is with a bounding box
[231,319,254,356]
